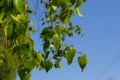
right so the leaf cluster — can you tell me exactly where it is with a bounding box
[0,0,88,80]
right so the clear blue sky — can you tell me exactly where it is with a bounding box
[27,0,120,80]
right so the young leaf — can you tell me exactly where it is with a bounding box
[77,54,88,71]
[11,14,20,22]
[75,7,83,17]
[44,60,53,72]
[52,5,57,11]
[66,47,76,65]
[53,34,60,51]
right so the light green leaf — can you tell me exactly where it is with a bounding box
[36,53,42,62]
[11,14,20,22]
[14,0,24,13]
[53,34,60,51]
[75,7,83,17]
[44,60,53,72]
[52,5,57,11]
[78,54,88,71]
[34,53,42,65]
[54,26,62,35]
[66,47,76,65]
[0,12,4,23]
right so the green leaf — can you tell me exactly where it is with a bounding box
[19,44,30,57]
[34,53,42,65]
[11,14,20,22]
[44,60,53,72]
[60,0,72,8]
[7,24,13,37]
[14,0,24,13]
[43,40,50,53]
[75,7,83,17]
[0,12,4,23]
[54,26,62,35]
[18,66,31,80]
[0,59,4,67]
[40,27,54,40]
[75,0,83,8]
[53,34,60,51]
[36,53,42,62]
[52,5,57,11]
[54,61,61,69]
[66,47,76,65]
[24,59,36,70]
[77,54,88,71]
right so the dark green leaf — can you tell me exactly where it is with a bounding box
[43,40,50,53]
[19,44,29,57]
[7,24,13,37]
[75,0,83,8]
[54,61,61,69]
[24,59,36,70]
[40,27,54,40]
[18,66,31,80]
[78,54,88,71]
[44,60,53,72]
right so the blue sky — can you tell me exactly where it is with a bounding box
[28,0,120,80]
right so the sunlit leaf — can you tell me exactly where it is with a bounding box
[54,26,62,35]
[14,0,24,13]
[53,34,60,51]
[0,12,4,23]
[78,54,88,71]
[75,7,83,17]
[66,47,76,65]
[52,5,57,11]
[11,14,20,22]
[36,53,42,62]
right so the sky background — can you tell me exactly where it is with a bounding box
[27,0,120,80]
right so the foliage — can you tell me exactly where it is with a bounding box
[0,0,88,80]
